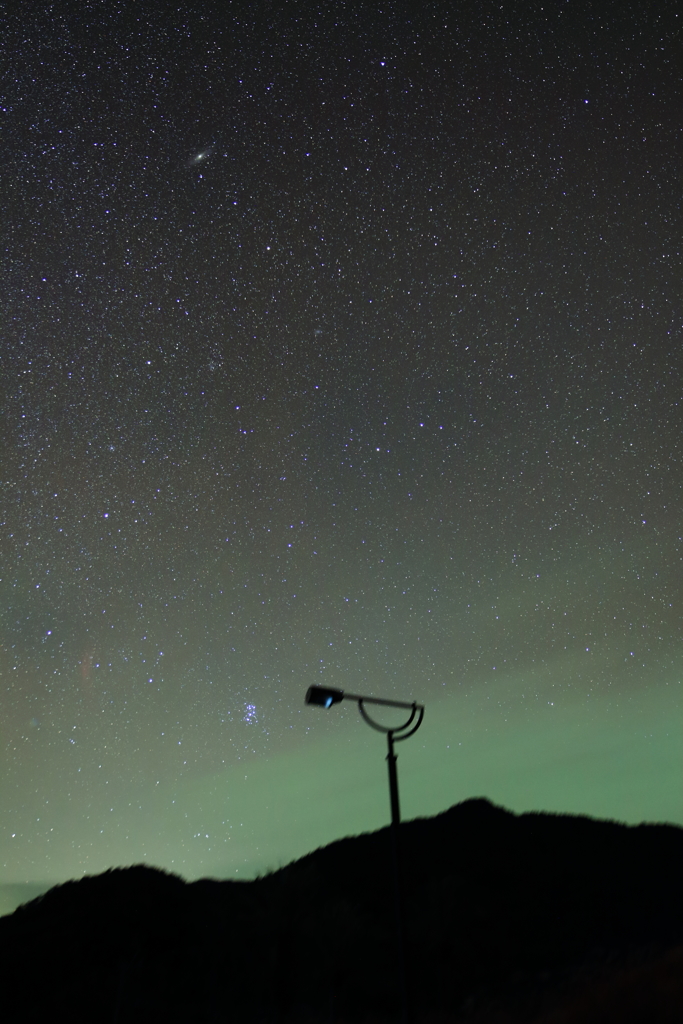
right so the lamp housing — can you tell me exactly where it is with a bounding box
[305,685,344,709]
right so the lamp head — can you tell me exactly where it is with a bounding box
[305,685,344,709]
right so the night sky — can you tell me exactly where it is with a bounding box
[1,1,681,913]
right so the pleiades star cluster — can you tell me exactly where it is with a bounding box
[1,1,681,908]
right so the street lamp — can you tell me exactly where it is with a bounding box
[305,684,425,1024]
[304,685,424,828]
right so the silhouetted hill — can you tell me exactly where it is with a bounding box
[2,798,682,1022]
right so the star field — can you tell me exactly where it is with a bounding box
[1,1,681,909]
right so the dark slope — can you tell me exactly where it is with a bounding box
[2,799,682,1023]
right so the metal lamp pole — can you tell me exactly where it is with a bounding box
[305,685,425,1024]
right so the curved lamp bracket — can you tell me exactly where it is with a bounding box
[357,700,425,741]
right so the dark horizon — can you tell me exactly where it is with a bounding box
[3,798,682,1022]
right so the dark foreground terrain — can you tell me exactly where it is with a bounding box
[2,798,682,1023]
